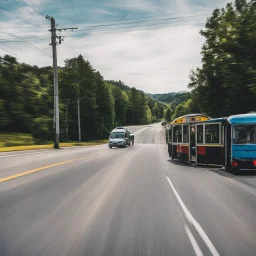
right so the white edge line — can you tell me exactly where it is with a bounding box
[177,208,203,256]
[184,224,204,256]
[165,174,220,256]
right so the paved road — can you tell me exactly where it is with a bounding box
[0,123,256,256]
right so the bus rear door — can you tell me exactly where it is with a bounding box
[196,122,225,166]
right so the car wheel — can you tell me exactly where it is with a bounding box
[109,146,112,148]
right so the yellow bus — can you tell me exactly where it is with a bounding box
[167,114,210,163]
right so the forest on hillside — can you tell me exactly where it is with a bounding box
[150,92,194,122]
[0,55,166,142]
[163,92,200,122]
[150,92,190,104]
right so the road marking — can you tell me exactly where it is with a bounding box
[177,209,204,256]
[184,224,204,256]
[165,173,220,256]
[0,154,98,183]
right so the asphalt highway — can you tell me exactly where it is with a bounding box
[0,123,256,256]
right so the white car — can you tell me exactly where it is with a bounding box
[108,129,128,148]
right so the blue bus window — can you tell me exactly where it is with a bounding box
[233,125,256,144]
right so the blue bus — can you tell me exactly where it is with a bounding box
[225,113,256,171]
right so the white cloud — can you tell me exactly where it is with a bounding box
[92,9,117,16]
[25,0,44,5]
[107,0,160,12]
[0,0,229,93]
[0,21,205,93]
[15,6,45,24]
[168,0,191,13]
[63,24,205,93]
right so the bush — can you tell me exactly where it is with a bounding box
[32,116,52,142]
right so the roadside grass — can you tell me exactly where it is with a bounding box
[0,133,108,152]
[0,133,36,147]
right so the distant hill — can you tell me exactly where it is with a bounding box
[149,92,191,106]
[105,81,190,108]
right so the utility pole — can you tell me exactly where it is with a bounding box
[101,119,103,138]
[133,105,135,125]
[46,15,77,149]
[77,99,81,143]
[65,105,68,142]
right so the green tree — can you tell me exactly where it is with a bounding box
[164,107,173,122]
[172,99,193,120]
[60,55,98,141]
[110,84,129,126]
[189,0,256,117]
[95,72,115,138]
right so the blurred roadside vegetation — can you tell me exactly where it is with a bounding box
[0,138,108,152]
[0,133,36,147]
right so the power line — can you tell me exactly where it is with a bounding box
[0,1,56,58]
[72,16,207,35]
[12,2,42,23]
[0,38,49,43]
[13,0,41,15]
[11,0,48,27]
[63,41,79,56]
[4,12,210,30]
[0,35,49,39]
[61,9,210,26]
[12,0,44,17]
[0,45,17,56]
[0,28,51,58]
[1,3,66,60]
[15,16,35,27]
[76,13,210,29]
[0,6,35,27]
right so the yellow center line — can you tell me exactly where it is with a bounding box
[0,153,103,183]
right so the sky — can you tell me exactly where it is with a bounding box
[0,0,229,93]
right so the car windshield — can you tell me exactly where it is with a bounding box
[110,132,125,139]
[233,125,256,144]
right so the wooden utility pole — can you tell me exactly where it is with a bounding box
[65,105,68,142]
[46,15,77,148]
[78,99,81,143]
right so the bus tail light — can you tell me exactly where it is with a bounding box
[253,160,256,166]
[232,161,238,167]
